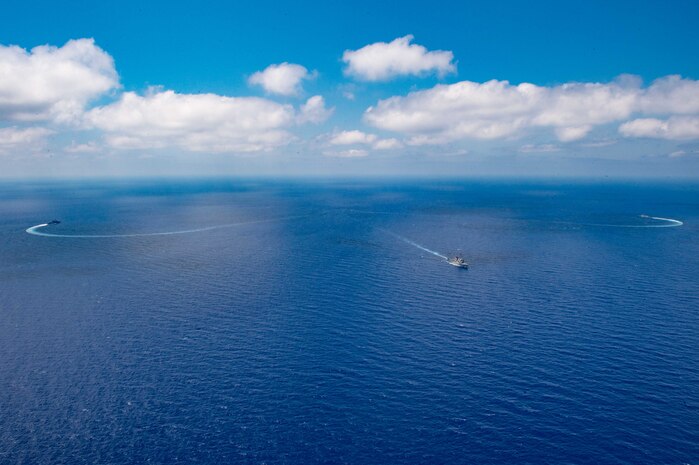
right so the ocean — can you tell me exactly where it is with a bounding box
[1,179,698,464]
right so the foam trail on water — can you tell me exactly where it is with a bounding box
[26,215,306,238]
[639,215,684,227]
[378,228,448,260]
[552,215,684,229]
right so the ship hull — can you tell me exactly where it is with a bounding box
[447,261,469,269]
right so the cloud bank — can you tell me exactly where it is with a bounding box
[85,90,298,152]
[83,91,333,153]
[619,116,699,140]
[0,40,333,154]
[1,37,699,164]
[364,75,699,144]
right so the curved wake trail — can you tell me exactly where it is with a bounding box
[26,215,307,238]
[640,215,683,227]
[378,228,448,260]
[564,215,685,229]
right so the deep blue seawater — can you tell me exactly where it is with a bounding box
[1,179,698,465]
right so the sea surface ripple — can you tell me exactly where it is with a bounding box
[1,180,697,465]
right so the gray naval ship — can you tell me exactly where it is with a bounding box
[447,255,469,269]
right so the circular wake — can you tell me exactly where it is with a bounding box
[26,215,306,238]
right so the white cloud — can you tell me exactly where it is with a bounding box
[668,149,699,158]
[364,76,699,144]
[0,126,53,153]
[6,37,699,167]
[323,149,369,158]
[329,130,377,145]
[248,62,314,96]
[365,80,536,144]
[342,35,456,81]
[64,141,101,153]
[0,39,118,123]
[85,89,298,152]
[637,75,699,114]
[325,131,401,152]
[297,95,333,124]
[372,138,402,150]
[619,116,699,140]
[555,126,592,142]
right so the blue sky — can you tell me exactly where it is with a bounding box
[1,0,699,178]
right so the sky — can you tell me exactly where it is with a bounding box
[1,0,699,178]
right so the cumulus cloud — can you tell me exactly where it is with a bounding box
[342,35,456,81]
[555,126,592,142]
[0,126,53,153]
[85,90,298,152]
[326,130,401,153]
[364,75,699,143]
[248,62,314,96]
[668,149,699,158]
[297,95,333,124]
[325,130,401,153]
[6,36,699,165]
[637,75,699,114]
[0,39,118,123]
[619,116,699,140]
[329,130,377,145]
[372,138,402,150]
[64,141,101,153]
